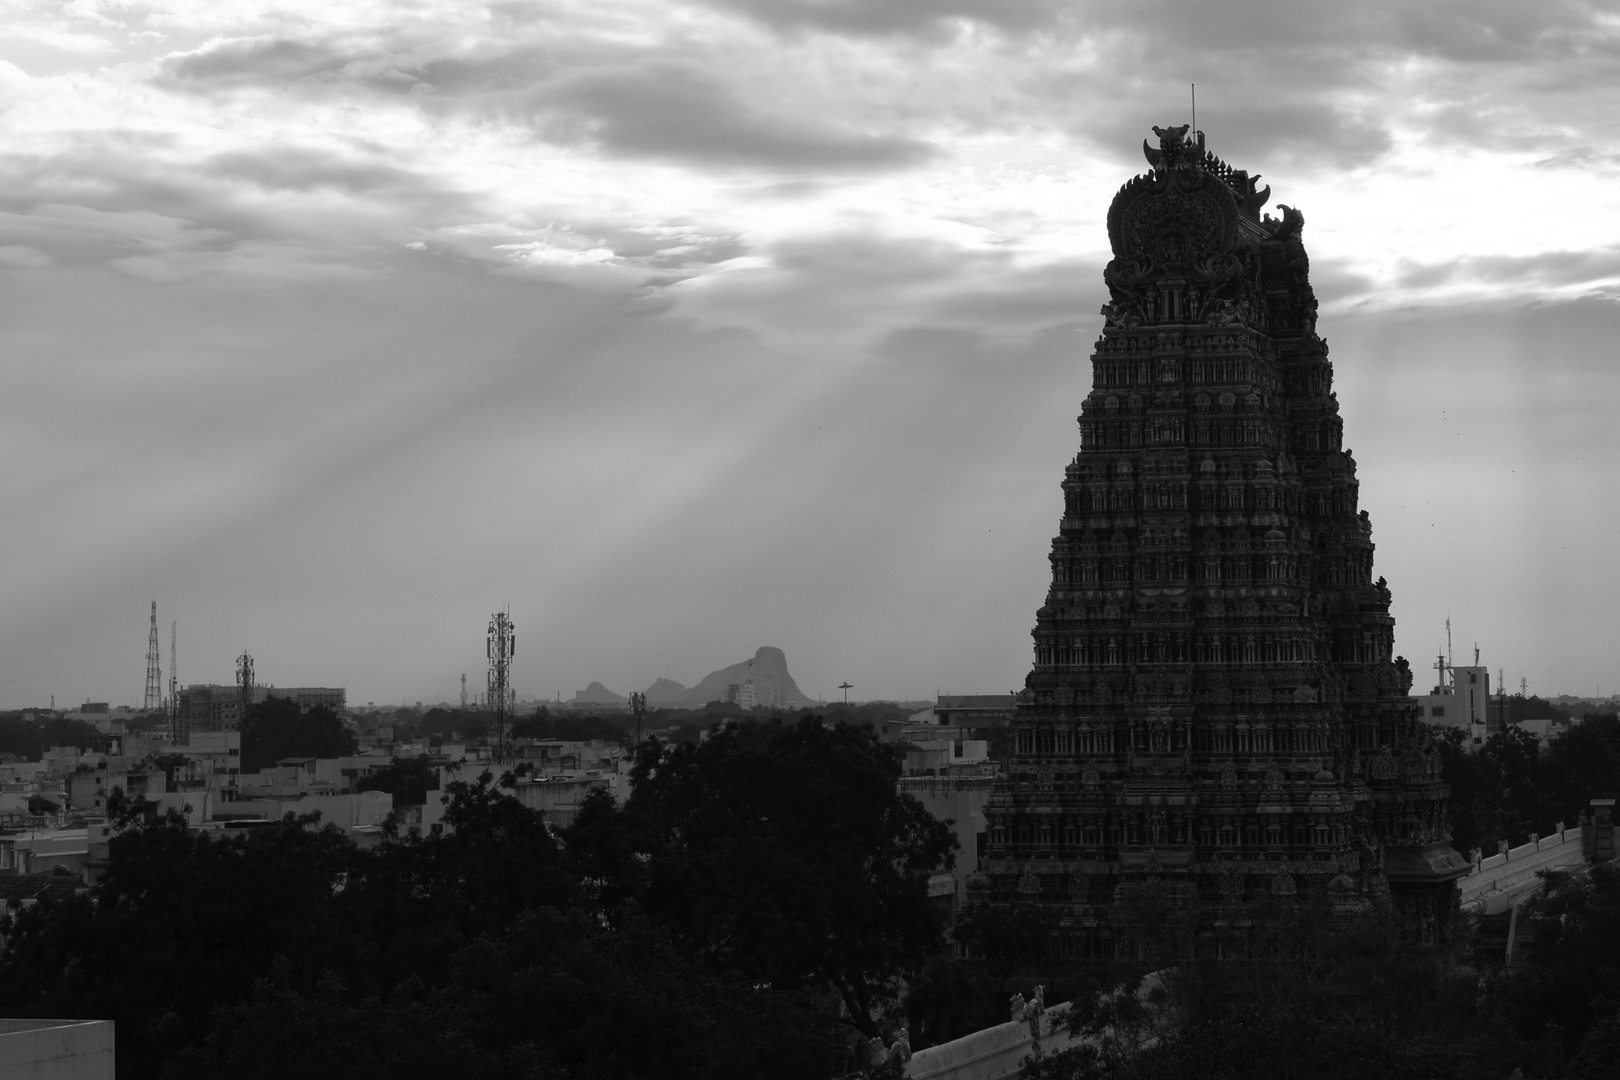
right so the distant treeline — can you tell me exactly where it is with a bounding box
[376,700,928,746]
[0,718,950,1079]
[0,714,108,761]
[1439,712,1620,854]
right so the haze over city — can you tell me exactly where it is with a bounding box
[1,2,1617,709]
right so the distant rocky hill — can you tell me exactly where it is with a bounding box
[644,677,691,707]
[681,646,813,708]
[580,647,813,710]
[570,681,627,707]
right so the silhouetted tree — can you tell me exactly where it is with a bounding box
[354,754,437,807]
[570,718,957,1037]
[0,773,843,1079]
[240,697,357,772]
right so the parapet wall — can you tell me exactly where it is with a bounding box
[1457,825,1588,915]
[0,1019,115,1079]
[906,1003,1078,1080]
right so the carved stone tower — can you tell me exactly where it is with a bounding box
[971,126,1468,960]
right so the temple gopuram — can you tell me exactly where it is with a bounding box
[969,126,1469,961]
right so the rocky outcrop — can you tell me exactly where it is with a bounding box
[570,681,627,706]
[575,649,815,710]
[683,646,812,708]
[644,677,692,707]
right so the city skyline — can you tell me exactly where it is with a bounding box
[1,3,1617,708]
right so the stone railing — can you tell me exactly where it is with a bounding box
[1457,825,1588,915]
[906,973,1176,1080]
[905,1002,1078,1080]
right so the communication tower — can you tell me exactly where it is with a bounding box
[487,611,515,763]
[144,601,163,711]
[630,691,646,745]
[460,673,468,711]
[168,621,178,736]
[236,651,255,718]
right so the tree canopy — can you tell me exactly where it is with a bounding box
[1439,714,1620,854]
[1023,872,1620,1080]
[0,773,847,1079]
[0,714,106,760]
[566,717,957,1037]
[353,754,438,807]
[240,697,357,772]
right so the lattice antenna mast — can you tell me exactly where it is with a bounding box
[630,691,646,746]
[168,621,179,738]
[144,601,163,711]
[487,610,515,763]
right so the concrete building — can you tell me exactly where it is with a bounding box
[511,772,617,829]
[0,1018,114,1078]
[934,694,1017,733]
[1415,663,1491,748]
[173,684,347,744]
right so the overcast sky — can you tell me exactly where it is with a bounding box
[2,1,1617,709]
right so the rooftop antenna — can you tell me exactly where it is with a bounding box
[169,620,177,716]
[1191,83,1196,140]
[144,600,163,711]
[1446,617,1453,672]
[487,608,514,763]
[1474,643,1479,666]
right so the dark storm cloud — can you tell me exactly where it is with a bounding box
[520,59,936,171]
[1397,248,1620,291]
[695,0,1069,38]
[927,258,1105,329]
[706,0,1614,64]
[695,1,1615,175]
[1071,95,1394,177]
[207,148,421,195]
[1307,259,1380,308]
[157,37,361,89]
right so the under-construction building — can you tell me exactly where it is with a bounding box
[171,684,347,744]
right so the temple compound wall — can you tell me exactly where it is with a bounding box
[967,125,1469,962]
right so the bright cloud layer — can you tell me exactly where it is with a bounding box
[0,0,1617,705]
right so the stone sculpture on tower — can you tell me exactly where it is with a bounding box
[970,125,1469,960]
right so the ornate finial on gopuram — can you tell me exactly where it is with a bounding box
[1142,123,1204,170]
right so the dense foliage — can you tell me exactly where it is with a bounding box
[239,697,358,772]
[353,753,439,807]
[577,718,958,1037]
[1440,713,1620,853]
[511,708,631,743]
[0,714,107,760]
[0,717,953,1078]
[1024,869,1620,1080]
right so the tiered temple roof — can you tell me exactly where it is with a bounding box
[970,125,1468,962]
